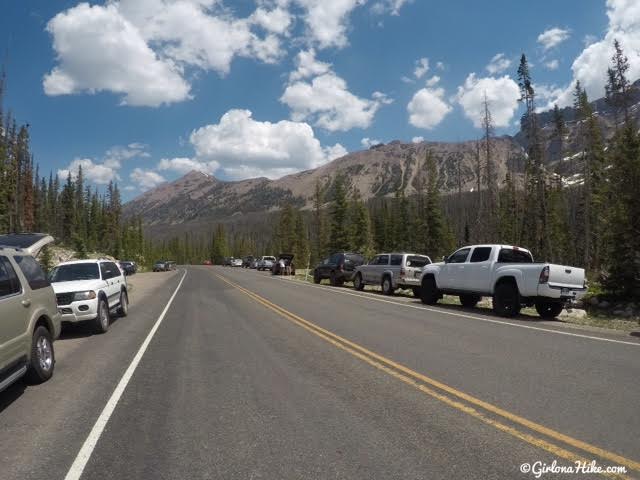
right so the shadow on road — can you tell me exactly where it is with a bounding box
[59,314,123,340]
[0,381,26,414]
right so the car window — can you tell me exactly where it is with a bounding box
[50,263,101,282]
[470,247,492,263]
[406,255,431,268]
[329,253,341,264]
[497,248,534,263]
[108,262,122,277]
[448,248,470,264]
[14,255,50,290]
[100,263,112,279]
[0,257,21,297]
[390,254,402,266]
[377,255,389,265]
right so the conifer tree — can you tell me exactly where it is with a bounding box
[328,174,350,252]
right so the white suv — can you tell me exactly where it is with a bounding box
[50,259,129,334]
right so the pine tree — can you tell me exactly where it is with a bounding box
[482,93,498,240]
[328,174,350,252]
[349,188,372,256]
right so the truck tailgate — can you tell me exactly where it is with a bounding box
[547,264,585,288]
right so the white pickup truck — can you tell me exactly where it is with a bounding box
[419,244,587,318]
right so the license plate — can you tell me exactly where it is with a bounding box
[561,288,570,296]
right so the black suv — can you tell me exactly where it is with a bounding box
[313,252,364,286]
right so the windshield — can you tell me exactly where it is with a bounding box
[50,263,100,282]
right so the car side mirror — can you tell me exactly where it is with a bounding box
[442,256,448,263]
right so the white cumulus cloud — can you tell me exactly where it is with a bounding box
[455,73,520,128]
[543,0,640,109]
[294,0,365,49]
[537,27,571,50]
[486,53,511,75]
[281,49,391,131]
[412,136,424,143]
[43,3,191,107]
[361,137,382,148]
[130,168,166,189]
[58,158,120,185]
[371,0,413,15]
[407,86,452,129]
[160,109,347,180]
[414,57,429,79]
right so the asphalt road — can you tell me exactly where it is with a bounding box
[1,266,638,480]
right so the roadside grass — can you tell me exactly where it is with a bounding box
[289,269,639,333]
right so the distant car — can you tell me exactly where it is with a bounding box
[0,233,61,392]
[153,260,167,272]
[272,254,295,275]
[232,258,243,267]
[118,260,137,276]
[242,256,255,268]
[223,257,234,267]
[257,256,276,271]
[165,261,177,271]
[353,253,432,296]
[203,260,212,266]
[249,258,259,269]
[50,259,129,334]
[313,252,365,286]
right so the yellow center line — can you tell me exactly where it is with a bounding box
[214,272,638,478]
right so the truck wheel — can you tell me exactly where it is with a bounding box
[313,270,321,284]
[330,271,338,286]
[412,287,421,297]
[420,277,439,305]
[25,326,55,384]
[354,273,364,291]
[493,283,521,317]
[94,298,110,334]
[459,294,481,308]
[117,290,129,317]
[381,276,394,295]
[535,301,564,319]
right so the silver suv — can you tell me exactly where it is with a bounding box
[353,253,432,296]
[0,234,61,392]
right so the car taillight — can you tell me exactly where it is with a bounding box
[400,267,406,277]
[539,266,549,284]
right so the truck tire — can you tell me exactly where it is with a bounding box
[420,277,439,305]
[354,273,364,291]
[459,294,481,308]
[330,271,338,286]
[535,301,564,319]
[313,270,321,284]
[381,276,394,295]
[94,298,110,334]
[493,283,521,317]
[25,326,55,384]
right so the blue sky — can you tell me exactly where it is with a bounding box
[2,0,636,200]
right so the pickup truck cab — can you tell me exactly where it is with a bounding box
[419,245,587,318]
[353,253,431,296]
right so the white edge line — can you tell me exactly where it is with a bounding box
[256,272,640,348]
[64,269,188,480]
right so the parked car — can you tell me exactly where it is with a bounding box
[153,260,167,272]
[50,259,129,334]
[313,252,365,286]
[223,257,234,267]
[118,260,137,276]
[230,258,242,267]
[272,254,295,275]
[165,261,177,271]
[203,260,212,266]
[353,253,431,296]
[0,233,61,392]
[242,256,255,268]
[257,256,276,271]
[419,244,587,318]
[249,258,259,269]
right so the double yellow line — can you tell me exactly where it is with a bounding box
[215,273,638,479]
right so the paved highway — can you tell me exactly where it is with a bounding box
[1,266,638,479]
